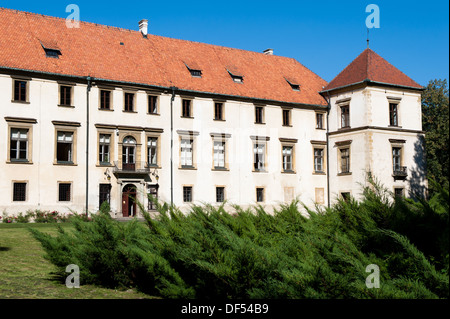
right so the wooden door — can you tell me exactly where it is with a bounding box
[122,184,137,217]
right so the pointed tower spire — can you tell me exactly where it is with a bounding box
[367,28,370,49]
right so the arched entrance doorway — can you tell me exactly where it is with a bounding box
[122,184,137,217]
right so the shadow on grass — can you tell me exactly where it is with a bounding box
[0,247,11,252]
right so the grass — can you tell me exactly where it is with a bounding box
[0,223,154,299]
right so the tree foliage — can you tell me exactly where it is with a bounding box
[422,79,449,191]
[30,180,449,299]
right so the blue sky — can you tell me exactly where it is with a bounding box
[2,0,448,86]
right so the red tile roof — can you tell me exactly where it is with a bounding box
[0,8,328,106]
[323,48,422,92]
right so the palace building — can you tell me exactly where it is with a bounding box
[0,8,427,217]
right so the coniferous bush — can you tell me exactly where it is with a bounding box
[30,178,449,299]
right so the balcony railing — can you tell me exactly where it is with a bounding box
[393,166,408,179]
[113,161,151,174]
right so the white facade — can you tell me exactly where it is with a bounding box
[0,73,329,216]
[326,85,427,202]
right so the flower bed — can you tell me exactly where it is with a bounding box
[1,210,88,223]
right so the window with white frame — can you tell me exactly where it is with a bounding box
[213,141,226,169]
[253,142,266,171]
[282,145,293,172]
[99,134,111,164]
[147,137,158,167]
[180,138,193,167]
[56,131,73,163]
[314,148,324,173]
[10,128,29,161]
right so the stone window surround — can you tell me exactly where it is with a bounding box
[279,137,298,174]
[53,121,80,166]
[11,76,31,103]
[210,133,231,171]
[5,117,36,164]
[335,140,352,176]
[310,140,327,175]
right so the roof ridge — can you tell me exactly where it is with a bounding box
[1,6,317,64]
[0,7,136,33]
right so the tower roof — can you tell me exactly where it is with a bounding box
[322,48,422,92]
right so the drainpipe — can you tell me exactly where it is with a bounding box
[326,91,331,208]
[170,86,177,206]
[86,76,92,216]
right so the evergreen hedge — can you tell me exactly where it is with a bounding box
[30,179,449,299]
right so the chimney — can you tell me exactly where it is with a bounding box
[139,19,148,37]
[263,48,273,55]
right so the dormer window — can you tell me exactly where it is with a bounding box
[184,62,202,78]
[285,77,300,91]
[40,41,61,59]
[226,66,244,83]
[231,74,243,83]
[44,48,61,58]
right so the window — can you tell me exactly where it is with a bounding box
[213,141,226,169]
[148,186,158,211]
[394,187,404,198]
[56,131,73,163]
[99,134,111,164]
[214,102,224,120]
[99,184,111,207]
[58,183,71,202]
[392,147,402,172]
[282,109,291,126]
[255,106,264,124]
[44,48,61,58]
[100,90,111,110]
[314,148,324,173]
[285,77,300,91]
[59,86,72,106]
[180,138,193,167]
[316,113,324,129]
[253,143,266,171]
[227,69,244,83]
[216,187,225,203]
[389,103,398,126]
[122,136,136,170]
[185,62,202,78]
[182,99,192,117]
[189,69,202,77]
[340,148,350,173]
[124,92,134,112]
[341,105,350,128]
[13,80,27,102]
[183,186,193,203]
[148,95,158,114]
[282,146,293,172]
[10,128,28,161]
[13,182,27,202]
[390,140,407,180]
[147,137,158,166]
[341,192,351,202]
[231,75,243,83]
[256,188,265,202]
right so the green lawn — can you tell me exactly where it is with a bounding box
[0,223,153,299]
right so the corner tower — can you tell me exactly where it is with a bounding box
[320,48,427,202]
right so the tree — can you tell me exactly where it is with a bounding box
[422,79,449,192]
